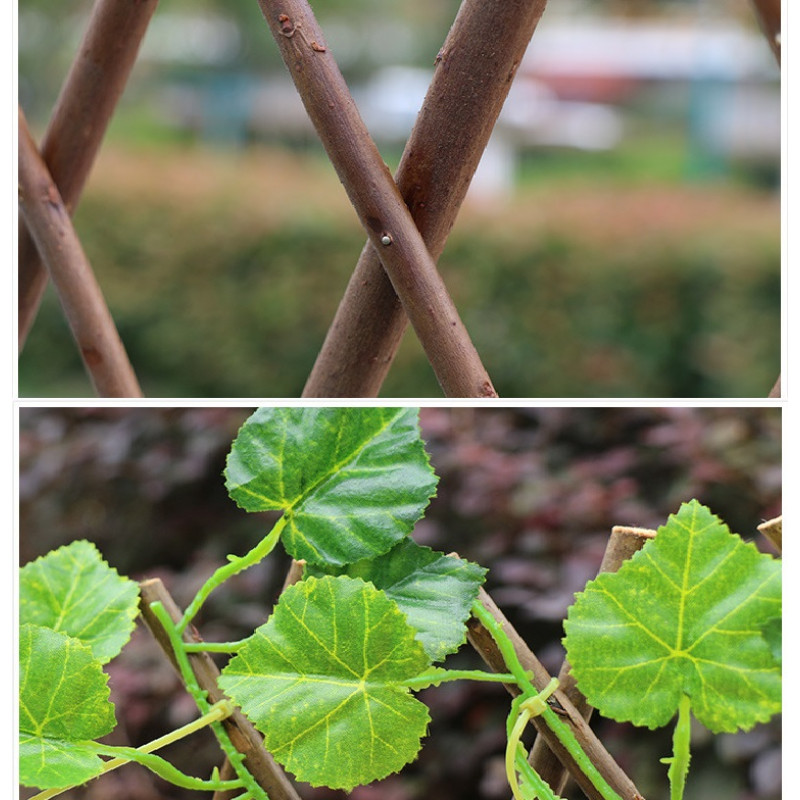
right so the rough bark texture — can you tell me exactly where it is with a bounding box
[528,526,656,795]
[138,578,302,800]
[467,587,645,800]
[18,109,143,398]
[258,0,497,397]
[18,0,158,347]
[302,0,549,396]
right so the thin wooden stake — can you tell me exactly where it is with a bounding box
[528,526,656,795]
[18,0,158,348]
[138,578,302,800]
[757,515,782,554]
[467,587,645,800]
[749,0,780,63]
[748,0,780,396]
[303,0,548,397]
[18,109,143,398]
[211,558,307,800]
[257,0,497,398]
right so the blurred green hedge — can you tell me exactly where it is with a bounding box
[18,175,779,398]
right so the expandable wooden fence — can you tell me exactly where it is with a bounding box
[17,0,781,398]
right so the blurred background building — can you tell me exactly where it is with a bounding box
[19,0,779,197]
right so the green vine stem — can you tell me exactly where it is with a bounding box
[139,577,302,800]
[529,525,655,794]
[471,600,536,689]
[184,639,251,653]
[403,667,521,691]
[662,693,692,800]
[28,701,238,800]
[150,601,270,800]
[178,517,286,633]
[89,746,242,793]
[471,601,625,800]
[506,681,562,800]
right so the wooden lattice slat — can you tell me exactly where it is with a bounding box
[17,0,781,400]
[18,0,159,347]
[302,0,549,397]
[18,109,142,398]
[750,0,781,63]
[256,0,497,397]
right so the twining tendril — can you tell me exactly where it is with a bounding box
[506,678,562,800]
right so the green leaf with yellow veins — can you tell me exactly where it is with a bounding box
[219,575,432,790]
[19,624,116,789]
[563,500,781,734]
[308,538,486,662]
[20,539,139,663]
[760,617,781,667]
[225,407,438,566]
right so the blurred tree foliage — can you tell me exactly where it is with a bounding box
[18,406,781,800]
[17,158,779,398]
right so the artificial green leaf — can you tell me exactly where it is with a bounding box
[20,539,139,663]
[219,575,432,790]
[761,617,781,667]
[563,500,781,734]
[308,538,486,661]
[19,624,116,788]
[225,407,438,566]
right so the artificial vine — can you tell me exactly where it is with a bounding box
[19,408,781,800]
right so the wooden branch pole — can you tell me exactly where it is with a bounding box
[138,578,302,800]
[18,109,143,398]
[467,587,644,800]
[749,0,780,63]
[749,0,780,396]
[281,559,306,593]
[757,515,782,554]
[18,0,158,347]
[210,559,306,800]
[303,0,548,396]
[257,0,497,397]
[528,526,656,795]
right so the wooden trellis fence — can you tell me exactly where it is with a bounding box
[17,0,781,398]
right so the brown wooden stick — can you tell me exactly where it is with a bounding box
[18,0,158,348]
[767,375,780,398]
[750,0,779,396]
[529,526,656,795]
[468,587,645,800]
[749,0,780,63]
[303,0,548,397]
[138,578,303,800]
[256,0,497,398]
[757,515,782,554]
[212,558,305,800]
[18,109,143,398]
[281,559,306,593]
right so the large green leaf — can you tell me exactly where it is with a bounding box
[19,624,116,788]
[219,575,432,790]
[20,539,139,663]
[563,500,781,733]
[225,407,438,566]
[308,538,486,662]
[760,617,781,667]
